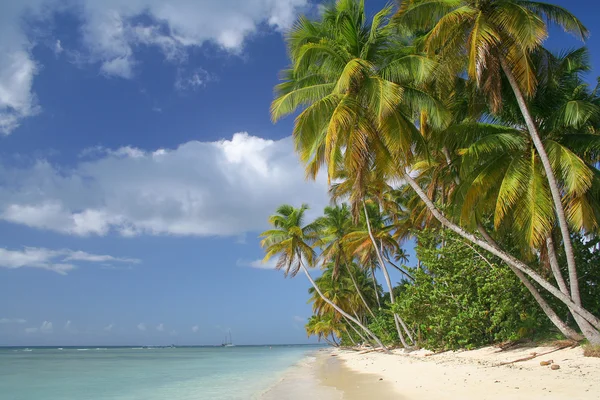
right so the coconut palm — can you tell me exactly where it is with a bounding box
[314,204,377,318]
[446,47,600,341]
[394,0,591,339]
[305,313,344,346]
[272,0,600,343]
[260,203,389,351]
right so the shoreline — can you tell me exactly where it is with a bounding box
[259,348,402,399]
[261,344,599,399]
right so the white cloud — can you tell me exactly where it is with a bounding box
[64,251,140,264]
[0,318,26,324]
[0,247,140,275]
[54,39,63,55]
[236,258,278,270]
[156,323,164,332]
[25,327,39,334]
[104,323,114,332]
[191,325,199,333]
[137,323,146,331]
[0,133,328,237]
[0,0,308,133]
[175,68,212,91]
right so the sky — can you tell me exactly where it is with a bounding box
[1,0,599,347]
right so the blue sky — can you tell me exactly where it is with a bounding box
[0,0,599,346]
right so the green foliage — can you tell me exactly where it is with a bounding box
[558,233,600,318]
[394,229,550,350]
[367,308,399,346]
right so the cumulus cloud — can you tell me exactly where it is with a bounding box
[137,323,146,331]
[156,323,164,332]
[0,247,140,275]
[0,0,308,133]
[104,323,114,332]
[191,325,199,333]
[0,133,328,237]
[0,318,27,324]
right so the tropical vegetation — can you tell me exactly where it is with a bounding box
[260,0,600,350]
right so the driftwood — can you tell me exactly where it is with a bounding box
[425,350,450,357]
[495,345,572,367]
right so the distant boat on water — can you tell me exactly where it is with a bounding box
[221,330,234,347]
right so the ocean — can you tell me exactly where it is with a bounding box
[0,345,319,400]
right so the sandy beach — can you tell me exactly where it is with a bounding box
[337,344,600,399]
[263,345,599,399]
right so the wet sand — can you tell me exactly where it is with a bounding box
[259,349,401,399]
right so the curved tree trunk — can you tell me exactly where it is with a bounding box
[383,250,415,282]
[343,315,367,345]
[546,236,599,343]
[363,202,414,347]
[298,259,390,353]
[473,226,583,341]
[371,269,382,309]
[500,58,581,313]
[401,171,600,340]
[342,254,376,318]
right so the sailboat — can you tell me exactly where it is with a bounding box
[221,330,234,347]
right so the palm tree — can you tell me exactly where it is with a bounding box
[305,313,343,346]
[272,0,600,343]
[314,204,377,318]
[272,0,441,348]
[446,47,600,342]
[260,203,389,351]
[394,0,591,338]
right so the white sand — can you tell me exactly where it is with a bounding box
[336,345,600,399]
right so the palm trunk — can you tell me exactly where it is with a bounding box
[546,236,599,343]
[342,255,376,318]
[343,315,367,345]
[363,202,414,347]
[298,258,390,353]
[474,225,583,340]
[402,171,600,336]
[371,269,382,308]
[330,333,339,346]
[500,58,581,312]
[382,250,415,282]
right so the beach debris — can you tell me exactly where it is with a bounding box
[551,365,560,370]
[379,378,383,381]
[495,344,571,366]
[540,360,553,366]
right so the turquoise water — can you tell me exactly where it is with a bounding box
[0,346,317,400]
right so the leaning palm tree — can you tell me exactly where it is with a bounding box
[395,0,591,338]
[314,204,377,318]
[260,203,389,351]
[272,0,440,348]
[272,0,600,343]
[305,313,344,346]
